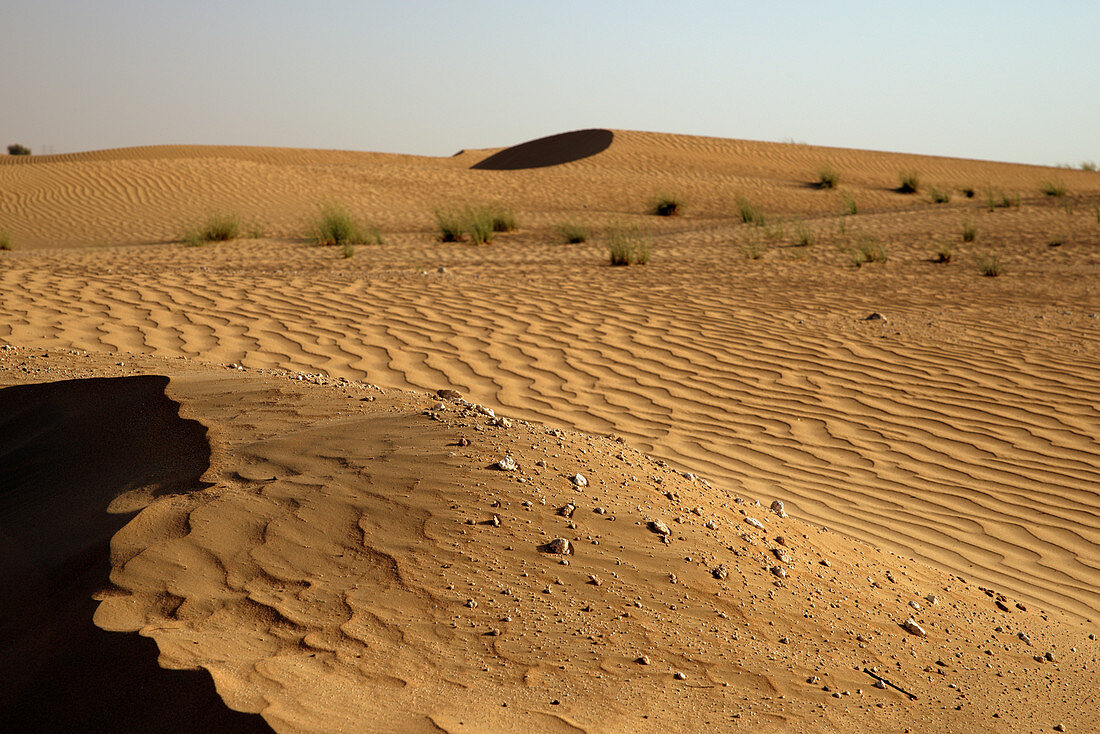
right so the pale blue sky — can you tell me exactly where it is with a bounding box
[3,1,1097,165]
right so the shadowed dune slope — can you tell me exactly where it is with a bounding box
[0,376,268,732]
[471,129,615,170]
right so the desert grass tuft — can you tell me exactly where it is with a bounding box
[962,221,977,242]
[929,186,951,204]
[556,221,588,244]
[650,193,683,217]
[184,212,240,246]
[793,221,814,247]
[435,208,466,242]
[840,192,858,215]
[933,242,953,263]
[741,240,763,260]
[978,253,1002,277]
[961,186,976,198]
[1081,161,1097,172]
[312,204,381,247]
[1040,180,1067,197]
[848,237,887,267]
[605,223,650,266]
[489,205,517,232]
[736,196,765,225]
[0,230,11,251]
[816,166,840,189]
[897,171,920,194]
[466,207,496,245]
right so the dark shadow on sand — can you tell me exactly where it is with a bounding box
[472,129,614,170]
[0,376,269,732]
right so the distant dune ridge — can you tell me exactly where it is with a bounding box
[1,129,1099,731]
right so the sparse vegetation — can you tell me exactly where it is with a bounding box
[816,166,839,189]
[793,221,814,247]
[1040,180,1067,197]
[466,207,496,245]
[0,231,11,250]
[312,204,381,247]
[556,221,588,244]
[961,186,976,199]
[929,187,951,204]
[605,223,650,266]
[1081,161,1098,172]
[435,208,466,242]
[247,222,265,239]
[1049,236,1064,247]
[762,222,785,242]
[650,193,683,217]
[736,196,765,225]
[933,242,953,263]
[897,171,920,194]
[7,143,30,156]
[962,221,977,242]
[840,193,858,215]
[489,205,517,232]
[741,240,763,260]
[183,212,240,246]
[341,241,355,258]
[988,189,1020,210]
[848,237,887,267]
[978,253,1002,277]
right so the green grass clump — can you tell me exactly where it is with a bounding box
[897,171,920,194]
[556,222,588,243]
[736,196,765,225]
[848,237,887,267]
[978,253,1002,277]
[650,193,683,217]
[793,221,814,247]
[840,192,858,215]
[933,242,953,263]
[312,204,381,247]
[988,190,1020,210]
[1040,180,1067,197]
[489,205,517,232]
[816,166,840,189]
[605,223,650,266]
[466,207,495,245]
[183,212,240,246]
[962,221,977,242]
[0,231,11,251]
[435,208,466,242]
[929,187,951,203]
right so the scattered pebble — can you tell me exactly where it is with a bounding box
[545,538,573,555]
[902,618,927,637]
[494,456,517,471]
[648,519,671,536]
[745,517,766,531]
[770,499,787,518]
[571,473,588,487]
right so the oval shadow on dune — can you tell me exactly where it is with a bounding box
[0,376,268,733]
[471,129,614,170]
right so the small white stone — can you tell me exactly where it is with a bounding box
[571,473,588,487]
[902,618,927,637]
[745,517,766,531]
[495,456,517,471]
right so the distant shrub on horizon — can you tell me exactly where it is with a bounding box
[7,143,30,156]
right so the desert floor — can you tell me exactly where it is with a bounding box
[1,129,1099,732]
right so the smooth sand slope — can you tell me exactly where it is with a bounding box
[1,129,1099,730]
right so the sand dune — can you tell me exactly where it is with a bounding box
[2,130,1099,730]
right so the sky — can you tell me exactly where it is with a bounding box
[2,0,1098,166]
